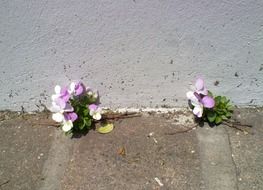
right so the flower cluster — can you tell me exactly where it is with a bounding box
[186,78,215,118]
[50,81,102,133]
[187,78,233,125]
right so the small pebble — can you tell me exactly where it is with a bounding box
[148,132,154,137]
[191,150,195,153]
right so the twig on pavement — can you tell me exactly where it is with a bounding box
[164,124,198,135]
[222,121,252,134]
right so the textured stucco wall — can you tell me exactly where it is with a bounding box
[0,0,263,111]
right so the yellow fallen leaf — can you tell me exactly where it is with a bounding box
[97,123,114,134]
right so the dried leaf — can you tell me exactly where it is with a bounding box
[118,147,126,156]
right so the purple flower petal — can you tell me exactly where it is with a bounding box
[195,78,205,91]
[65,112,78,122]
[60,87,70,102]
[201,96,215,108]
[55,98,66,109]
[75,83,84,96]
[64,113,70,120]
[88,104,98,111]
[70,112,78,122]
[64,103,74,112]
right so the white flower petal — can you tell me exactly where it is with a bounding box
[193,106,203,118]
[52,113,64,122]
[49,103,60,112]
[93,112,101,120]
[54,85,61,94]
[51,94,59,101]
[186,91,194,99]
[186,91,199,106]
[69,82,76,94]
[92,92,98,99]
[89,110,95,116]
[191,100,201,107]
[62,120,73,132]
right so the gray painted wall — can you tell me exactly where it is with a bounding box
[0,0,263,111]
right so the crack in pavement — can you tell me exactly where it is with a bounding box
[224,126,240,190]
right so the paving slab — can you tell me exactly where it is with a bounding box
[61,114,202,190]
[0,108,262,190]
[225,108,263,190]
[196,125,238,190]
[0,112,54,190]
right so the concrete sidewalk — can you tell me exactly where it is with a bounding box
[0,108,262,190]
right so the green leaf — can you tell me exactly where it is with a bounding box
[221,115,228,120]
[75,106,80,113]
[227,105,234,111]
[225,112,232,118]
[215,96,221,102]
[215,116,222,124]
[214,96,221,105]
[83,117,92,127]
[79,121,86,130]
[83,109,89,116]
[216,109,224,115]
[223,109,228,114]
[207,111,217,123]
[97,123,114,134]
[221,96,227,103]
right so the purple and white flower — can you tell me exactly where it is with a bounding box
[51,85,70,103]
[58,112,78,132]
[49,81,101,133]
[88,104,102,120]
[69,82,85,96]
[87,88,99,100]
[187,78,215,117]
[50,85,71,111]
[50,85,78,132]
